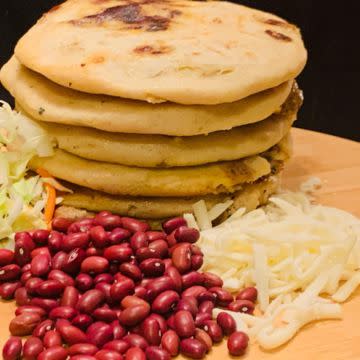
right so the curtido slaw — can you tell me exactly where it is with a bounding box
[0,102,54,245]
[188,182,360,349]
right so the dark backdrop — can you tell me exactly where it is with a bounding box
[1,0,359,142]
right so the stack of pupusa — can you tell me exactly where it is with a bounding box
[0,0,306,222]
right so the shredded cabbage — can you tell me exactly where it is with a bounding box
[0,102,55,245]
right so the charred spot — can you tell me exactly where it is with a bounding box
[212,17,222,24]
[80,63,86,67]
[265,30,292,42]
[71,3,181,31]
[133,44,173,55]
[264,18,289,27]
[38,107,45,115]
[47,4,61,13]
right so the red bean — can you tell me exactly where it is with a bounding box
[0,264,21,282]
[62,233,90,252]
[103,340,129,354]
[61,248,86,274]
[122,334,148,350]
[94,215,122,230]
[166,315,175,330]
[38,346,68,360]
[57,321,88,345]
[15,287,31,306]
[75,274,94,292]
[86,248,104,257]
[43,330,62,348]
[110,278,135,302]
[236,287,258,302]
[174,310,195,338]
[52,218,73,233]
[182,286,207,299]
[9,313,42,336]
[164,266,182,293]
[72,314,93,331]
[95,282,113,305]
[162,217,187,235]
[87,322,114,347]
[148,240,168,258]
[70,354,97,360]
[95,350,123,360]
[198,291,217,304]
[227,331,249,356]
[94,273,113,285]
[0,249,15,266]
[152,290,179,314]
[216,312,237,335]
[119,304,150,327]
[51,252,68,270]
[202,272,223,288]
[110,320,126,340]
[125,347,146,360]
[202,320,223,343]
[2,336,22,360]
[93,307,117,323]
[194,328,212,352]
[81,256,109,275]
[145,347,170,360]
[48,270,75,287]
[198,300,214,315]
[139,258,165,277]
[25,277,43,295]
[194,313,212,328]
[180,338,207,359]
[31,298,59,312]
[108,228,131,245]
[146,276,176,301]
[68,219,94,234]
[32,319,54,338]
[0,281,21,299]
[171,244,191,274]
[191,255,203,271]
[90,226,109,248]
[15,235,35,266]
[36,280,64,298]
[174,226,199,244]
[68,343,98,356]
[33,230,50,246]
[104,245,133,263]
[135,247,161,262]
[31,255,50,277]
[77,289,105,313]
[23,336,44,360]
[129,232,148,251]
[146,231,166,242]
[181,272,204,289]
[121,295,148,308]
[61,286,79,307]
[47,232,63,253]
[21,271,33,284]
[147,313,167,335]
[165,231,177,248]
[176,297,198,317]
[228,299,255,314]
[122,218,150,233]
[31,247,51,260]
[119,263,142,282]
[142,317,161,345]
[22,263,32,272]
[49,306,78,320]
[15,305,46,317]
[161,329,179,357]
[208,287,233,307]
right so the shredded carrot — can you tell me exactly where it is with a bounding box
[36,168,56,228]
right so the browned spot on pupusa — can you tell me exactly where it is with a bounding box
[91,55,105,64]
[264,18,289,27]
[212,17,222,24]
[47,4,62,13]
[265,29,292,42]
[71,2,182,32]
[133,44,173,55]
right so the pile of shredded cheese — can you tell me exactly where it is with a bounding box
[185,180,360,349]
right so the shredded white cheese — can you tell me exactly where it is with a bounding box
[196,181,360,349]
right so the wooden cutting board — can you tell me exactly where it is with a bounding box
[1,128,359,359]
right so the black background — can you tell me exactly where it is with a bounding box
[0,0,359,142]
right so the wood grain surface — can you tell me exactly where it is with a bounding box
[0,128,359,359]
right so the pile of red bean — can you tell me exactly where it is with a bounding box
[0,212,257,360]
